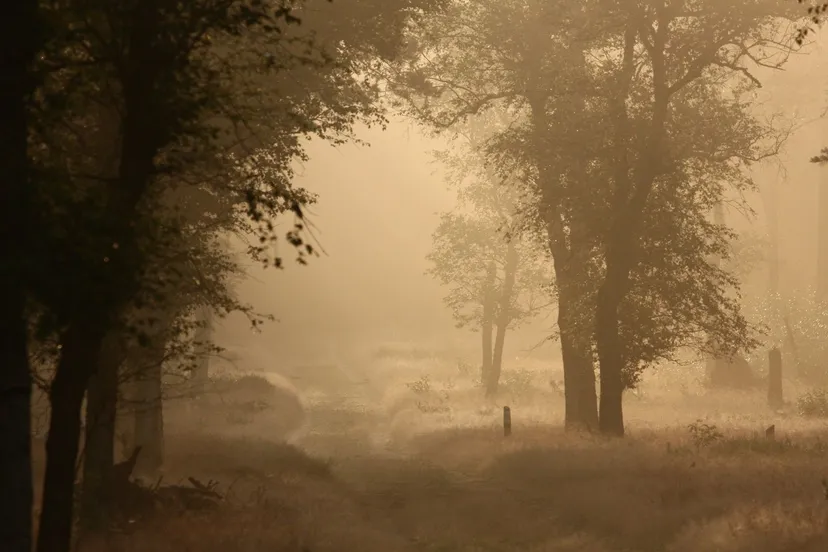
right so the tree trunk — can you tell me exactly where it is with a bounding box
[487,239,519,397]
[132,343,166,476]
[596,279,625,436]
[190,305,213,397]
[480,262,496,388]
[768,347,783,408]
[0,291,33,552]
[707,202,731,385]
[526,93,598,431]
[0,2,39,549]
[37,322,107,552]
[556,274,598,431]
[79,331,126,529]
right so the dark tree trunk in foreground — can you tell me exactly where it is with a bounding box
[80,331,126,529]
[480,262,496,388]
[37,322,107,552]
[0,1,40,549]
[487,239,519,397]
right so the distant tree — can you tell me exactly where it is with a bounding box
[427,150,553,396]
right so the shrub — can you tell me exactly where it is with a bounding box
[797,389,828,418]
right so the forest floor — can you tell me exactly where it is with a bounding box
[66,349,828,551]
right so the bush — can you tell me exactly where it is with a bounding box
[797,389,828,418]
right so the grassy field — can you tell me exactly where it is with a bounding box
[59,347,828,551]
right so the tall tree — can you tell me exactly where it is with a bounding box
[0,1,41,550]
[593,0,794,434]
[390,0,787,435]
[24,1,447,548]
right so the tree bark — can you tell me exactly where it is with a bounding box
[79,330,126,529]
[480,262,496,388]
[37,322,107,552]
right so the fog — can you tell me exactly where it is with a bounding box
[18,3,828,552]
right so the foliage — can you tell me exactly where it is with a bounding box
[687,420,725,450]
[797,388,828,418]
[394,0,782,391]
[742,288,828,384]
[426,122,554,332]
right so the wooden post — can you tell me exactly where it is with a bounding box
[503,406,511,437]
[768,347,783,408]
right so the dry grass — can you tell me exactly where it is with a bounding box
[56,349,828,551]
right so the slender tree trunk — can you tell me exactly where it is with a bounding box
[480,262,496,387]
[37,322,107,552]
[0,2,39,549]
[79,330,125,529]
[191,305,213,397]
[487,240,519,396]
[818,158,828,300]
[706,202,731,385]
[488,324,507,397]
[131,327,169,476]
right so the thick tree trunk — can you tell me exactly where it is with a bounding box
[480,262,496,388]
[132,344,165,476]
[558,282,598,431]
[0,292,33,552]
[0,2,39,549]
[79,331,126,529]
[596,281,625,436]
[37,322,107,552]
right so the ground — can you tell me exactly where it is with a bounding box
[43,344,828,551]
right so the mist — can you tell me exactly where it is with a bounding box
[9,2,828,552]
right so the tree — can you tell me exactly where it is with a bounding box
[388,0,789,435]
[20,1,447,548]
[0,1,42,550]
[389,0,606,429]
[427,171,553,396]
[591,0,794,434]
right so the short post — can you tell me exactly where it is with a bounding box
[503,406,511,437]
[765,424,775,441]
[768,347,783,408]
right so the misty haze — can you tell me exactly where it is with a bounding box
[5,2,828,552]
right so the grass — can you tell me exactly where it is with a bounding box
[48,351,828,551]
